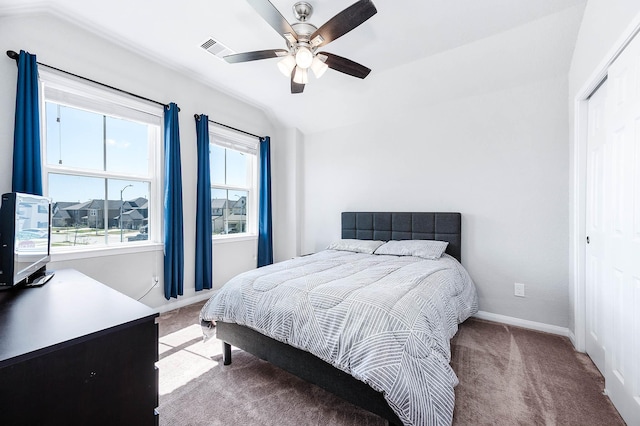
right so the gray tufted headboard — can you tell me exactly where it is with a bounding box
[341,212,462,263]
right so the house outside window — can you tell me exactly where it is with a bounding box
[40,68,162,251]
[209,125,258,238]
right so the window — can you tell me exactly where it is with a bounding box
[40,68,162,251]
[209,125,258,237]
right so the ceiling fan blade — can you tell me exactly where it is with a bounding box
[247,0,298,42]
[318,52,371,79]
[291,69,305,94]
[311,0,377,48]
[291,80,305,94]
[224,49,288,63]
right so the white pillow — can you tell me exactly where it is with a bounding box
[326,239,385,254]
[374,240,449,260]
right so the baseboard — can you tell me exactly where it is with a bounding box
[155,292,213,314]
[473,311,570,337]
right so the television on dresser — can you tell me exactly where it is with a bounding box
[0,192,54,288]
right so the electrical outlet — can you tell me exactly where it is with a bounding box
[514,282,525,297]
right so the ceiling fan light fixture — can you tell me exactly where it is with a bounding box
[310,56,328,79]
[295,46,313,69]
[277,54,297,77]
[292,66,308,84]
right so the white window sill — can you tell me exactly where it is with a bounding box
[50,235,257,262]
[51,242,163,262]
[213,234,258,244]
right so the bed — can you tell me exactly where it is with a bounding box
[200,212,478,425]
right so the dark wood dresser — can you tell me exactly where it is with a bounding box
[0,269,159,425]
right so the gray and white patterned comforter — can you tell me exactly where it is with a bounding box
[200,249,478,426]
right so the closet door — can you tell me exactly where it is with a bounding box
[601,30,640,424]
[585,80,607,376]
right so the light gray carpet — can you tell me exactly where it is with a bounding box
[450,319,624,425]
[156,301,624,425]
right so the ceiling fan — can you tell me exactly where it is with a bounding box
[224,0,377,94]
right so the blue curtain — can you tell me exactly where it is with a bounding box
[257,136,273,267]
[12,50,42,195]
[163,103,184,299]
[195,114,212,291]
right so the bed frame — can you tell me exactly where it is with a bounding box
[217,212,462,426]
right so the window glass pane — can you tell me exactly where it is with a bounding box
[211,188,227,235]
[226,149,249,187]
[228,190,248,234]
[105,116,149,175]
[211,188,248,235]
[107,179,150,243]
[48,174,107,248]
[48,174,150,247]
[210,144,225,185]
[45,103,104,170]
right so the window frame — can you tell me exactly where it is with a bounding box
[38,68,163,255]
[209,124,259,240]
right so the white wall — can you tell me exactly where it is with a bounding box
[0,12,287,311]
[271,126,304,262]
[567,0,640,335]
[303,74,571,327]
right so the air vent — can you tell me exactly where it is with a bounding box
[200,38,235,60]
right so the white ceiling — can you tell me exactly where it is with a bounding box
[0,0,587,134]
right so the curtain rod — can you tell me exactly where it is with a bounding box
[6,49,178,111]
[194,114,263,140]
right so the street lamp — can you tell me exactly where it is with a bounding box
[120,184,133,242]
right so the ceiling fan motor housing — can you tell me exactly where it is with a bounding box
[292,22,317,38]
[290,21,318,62]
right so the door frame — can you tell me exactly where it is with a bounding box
[571,16,640,352]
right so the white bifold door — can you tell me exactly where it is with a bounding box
[586,30,640,425]
[586,79,607,376]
